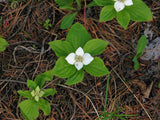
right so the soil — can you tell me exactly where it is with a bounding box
[0,0,160,120]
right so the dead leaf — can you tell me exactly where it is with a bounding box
[131,79,146,91]
[143,81,153,98]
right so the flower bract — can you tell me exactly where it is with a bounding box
[114,0,133,12]
[65,47,94,70]
[31,86,44,102]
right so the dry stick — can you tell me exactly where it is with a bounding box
[70,103,76,120]
[55,84,99,117]
[16,61,46,81]
[13,45,40,63]
[10,40,39,46]
[44,0,65,14]
[4,0,32,16]
[69,91,92,119]
[96,22,105,32]
[0,79,26,85]
[6,0,33,40]
[113,69,152,120]
[31,36,48,80]
[31,34,57,79]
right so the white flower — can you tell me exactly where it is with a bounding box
[65,47,94,70]
[114,0,133,12]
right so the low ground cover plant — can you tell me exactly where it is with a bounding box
[49,23,110,85]
[18,71,56,120]
[0,36,9,52]
[89,0,152,29]
[0,0,155,119]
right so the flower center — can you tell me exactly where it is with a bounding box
[75,55,83,62]
[35,91,39,96]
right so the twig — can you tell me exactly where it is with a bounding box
[54,84,99,117]
[70,103,76,120]
[13,45,40,63]
[31,33,57,79]
[0,79,26,85]
[97,22,105,31]
[69,91,92,119]
[10,41,39,46]
[32,36,49,79]
[6,0,33,40]
[113,69,153,120]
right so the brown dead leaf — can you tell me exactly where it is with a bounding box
[143,81,154,98]
[131,79,146,91]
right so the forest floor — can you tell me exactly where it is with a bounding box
[0,0,160,120]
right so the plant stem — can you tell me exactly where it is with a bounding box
[104,74,110,112]
[84,0,88,31]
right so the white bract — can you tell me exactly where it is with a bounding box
[114,0,133,12]
[65,47,94,70]
[31,86,44,102]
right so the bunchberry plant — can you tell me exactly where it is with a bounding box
[0,36,9,52]
[49,23,110,85]
[133,35,147,70]
[89,0,152,29]
[18,71,56,120]
[54,0,81,29]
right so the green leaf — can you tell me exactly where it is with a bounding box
[126,0,152,21]
[27,80,37,90]
[18,90,32,98]
[93,0,114,6]
[49,40,75,57]
[19,99,39,120]
[65,69,84,85]
[54,0,73,8]
[37,99,51,116]
[75,0,81,9]
[0,36,9,52]
[102,116,112,120]
[61,12,77,29]
[42,88,57,97]
[99,5,116,22]
[158,83,160,89]
[34,70,53,89]
[116,10,130,29]
[66,23,92,50]
[52,57,76,78]
[21,110,30,120]
[83,39,109,56]
[87,1,98,7]
[84,57,110,77]
[132,35,147,70]
[136,35,147,55]
[60,5,74,10]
